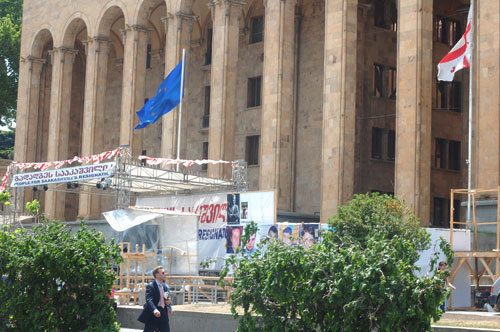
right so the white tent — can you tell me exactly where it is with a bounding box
[103,207,199,276]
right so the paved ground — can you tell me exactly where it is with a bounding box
[434,310,500,330]
[119,310,500,332]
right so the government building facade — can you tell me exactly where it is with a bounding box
[14,0,499,225]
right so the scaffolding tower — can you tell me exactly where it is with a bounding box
[449,187,500,309]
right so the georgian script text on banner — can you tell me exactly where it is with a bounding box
[11,162,116,187]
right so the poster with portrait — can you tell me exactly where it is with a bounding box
[278,224,299,245]
[259,224,279,243]
[240,201,249,220]
[136,190,275,271]
[226,225,243,254]
[239,191,274,224]
[298,224,319,249]
[227,194,241,225]
[242,227,259,255]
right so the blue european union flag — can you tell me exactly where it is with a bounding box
[135,61,184,129]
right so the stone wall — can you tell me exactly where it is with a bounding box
[13,0,500,223]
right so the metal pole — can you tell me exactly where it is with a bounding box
[176,49,186,172]
[467,0,474,224]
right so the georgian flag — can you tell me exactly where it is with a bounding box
[437,3,474,81]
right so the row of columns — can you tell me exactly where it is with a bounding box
[11,0,439,222]
[199,0,458,223]
[15,0,499,222]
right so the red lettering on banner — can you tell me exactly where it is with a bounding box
[214,204,220,224]
[220,203,227,223]
[200,205,207,223]
[178,201,229,224]
[207,204,214,223]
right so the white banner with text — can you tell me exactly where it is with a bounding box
[136,191,275,270]
[11,162,116,187]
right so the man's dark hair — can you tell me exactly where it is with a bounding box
[153,265,164,277]
[283,226,292,235]
[301,225,314,237]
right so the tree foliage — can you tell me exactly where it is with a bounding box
[221,193,454,332]
[0,221,123,331]
[0,0,23,125]
[0,126,15,159]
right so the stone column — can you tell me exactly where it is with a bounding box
[320,0,358,222]
[259,0,296,210]
[13,59,31,163]
[161,12,195,160]
[14,56,45,205]
[78,37,112,219]
[119,25,151,157]
[45,47,78,219]
[19,57,46,163]
[207,0,245,179]
[475,0,500,188]
[395,0,433,225]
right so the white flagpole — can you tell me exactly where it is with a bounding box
[176,48,186,172]
[466,0,474,224]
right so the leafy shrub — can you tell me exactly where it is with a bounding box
[221,193,453,332]
[0,221,123,331]
[25,199,40,215]
[0,190,10,206]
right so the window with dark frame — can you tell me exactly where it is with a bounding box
[433,197,449,228]
[448,140,461,170]
[204,86,211,115]
[247,76,262,108]
[371,127,396,162]
[374,0,397,31]
[374,64,396,99]
[146,44,152,69]
[202,86,210,129]
[374,63,384,97]
[434,138,461,171]
[205,29,213,65]
[435,138,447,169]
[435,16,461,46]
[388,67,396,99]
[387,130,395,160]
[246,135,260,166]
[436,81,461,112]
[250,16,264,43]
[202,142,208,171]
[371,127,383,160]
[433,197,461,228]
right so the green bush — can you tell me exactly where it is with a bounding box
[0,190,10,207]
[222,193,453,332]
[0,221,123,331]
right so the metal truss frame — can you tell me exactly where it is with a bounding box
[3,146,247,225]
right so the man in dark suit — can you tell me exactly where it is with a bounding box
[138,266,172,332]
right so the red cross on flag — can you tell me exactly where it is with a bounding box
[437,3,474,82]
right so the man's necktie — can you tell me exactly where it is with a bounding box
[159,283,165,308]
